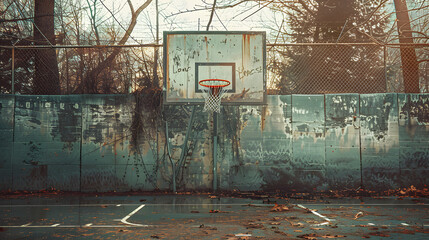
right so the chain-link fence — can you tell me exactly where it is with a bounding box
[386,45,429,93]
[0,44,162,95]
[268,44,388,94]
[0,43,428,95]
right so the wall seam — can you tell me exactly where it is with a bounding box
[358,94,363,190]
[11,95,16,191]
[323,94,327,190]
[79,96,84,192]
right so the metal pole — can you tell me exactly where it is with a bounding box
[213,111,218,192]
[165,121,176,193]
[11,47,15,94]
[358,95,363,190]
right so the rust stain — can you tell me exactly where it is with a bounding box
[183,35,187,57]
[242,34,251,68]
[29,165,47,179]
[261,105,267,131]
[205,36,209,61]
[241,34,252,85]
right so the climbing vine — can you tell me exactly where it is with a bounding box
[126,78,163,189]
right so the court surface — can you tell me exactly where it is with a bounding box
[0,193,428,239]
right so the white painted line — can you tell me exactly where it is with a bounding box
[120,204,149,227]
[368,223,375,226]
[401,223,410,226]
[235,234,252,237]
[51,224,60,227]
[312,221,330,226]
[20,223,32,227]
[312,211,333,222]
[297,204,334,222]
[84,223,93,227]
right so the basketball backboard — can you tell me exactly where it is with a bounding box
[163,31,266,105]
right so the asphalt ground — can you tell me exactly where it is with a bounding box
[0,193,428,239]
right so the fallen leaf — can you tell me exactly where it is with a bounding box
[82,233,95,236]
[354,212,364,219]
[369,232,390,237]
[270,203,290,212]
[274,231,290,236]
[297,233,319,239]
[321,235,346,238]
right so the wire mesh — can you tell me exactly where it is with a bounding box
[1,45,163,95]
[1,44,428,95]
[268,44,387,94]
[386,45,429,93]
[0,47,13,94]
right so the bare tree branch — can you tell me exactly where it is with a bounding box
[206,0,217,31]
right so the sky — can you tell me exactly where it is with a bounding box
[96,0,275,44]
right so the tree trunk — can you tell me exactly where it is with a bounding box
[394,0,420,93]
[34,0,60,94]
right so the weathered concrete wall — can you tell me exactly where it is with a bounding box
[398,94,429,188]
[0,95,14,190]
[0,94,427,192]
[12,96,82,191]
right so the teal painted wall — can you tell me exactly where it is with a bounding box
[0,94,427,192]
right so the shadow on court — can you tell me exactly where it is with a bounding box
[0,193,428,239]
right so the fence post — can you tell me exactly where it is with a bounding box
[11,47,15,94]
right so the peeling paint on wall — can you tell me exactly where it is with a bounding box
[360,94,400,191]
[12,96,82,191]
[325,94,360,190]
[1,94,428,192]
[398,93,429,188]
